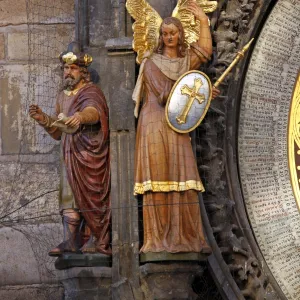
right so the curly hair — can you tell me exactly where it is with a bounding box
[79,66,90,83]
[155,17,187,57]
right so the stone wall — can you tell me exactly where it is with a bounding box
[0,1,75,299]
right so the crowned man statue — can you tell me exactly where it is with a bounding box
[29,42,111,256]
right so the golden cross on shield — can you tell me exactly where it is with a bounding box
[176,78,206,125]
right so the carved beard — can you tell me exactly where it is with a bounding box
[63,75,82,91]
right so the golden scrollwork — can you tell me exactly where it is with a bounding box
[288,71,300,211]
[126,0,218,64]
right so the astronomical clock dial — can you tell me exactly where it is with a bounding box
[238,0,300,298]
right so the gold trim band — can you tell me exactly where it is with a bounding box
[134,180,205,195]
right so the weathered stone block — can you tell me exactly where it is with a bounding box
[57,267,112,300]
[140,263,204,300]
[0,227,39,286]
[0,0,27,26]
[0,225,62,286]
[89,0,113,46]
[27,24,74,61]
[29,0,75,23]
[0,65,26,153]
[0,34,5,60]
[7,33,29,60]
[0,0,74,27]
[7,25,74,62]
[0,64,62,154]
[0,160,60,218]
[0,284,64,300]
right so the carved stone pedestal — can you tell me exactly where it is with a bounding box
[140,263,204,300]
[56,266,112,300]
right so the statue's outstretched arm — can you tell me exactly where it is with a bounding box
[29,103,62,140]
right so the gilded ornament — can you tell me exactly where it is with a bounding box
[134,180,205,195]
[62,52,78,65]
[84,54,93,66]
[176,77,206,124]
[126,0,162,64]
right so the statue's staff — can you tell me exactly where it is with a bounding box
[213,38,255,89]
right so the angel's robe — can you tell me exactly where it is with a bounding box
[133,47,211,253]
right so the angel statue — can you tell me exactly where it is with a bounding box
[126,0,220,255]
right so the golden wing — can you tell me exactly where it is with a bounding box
[126,0,163,64]
[172,0,218,46]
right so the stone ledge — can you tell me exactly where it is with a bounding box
[55,253,111,270]
[56,266,112,280]
[140,262,204,277]
[140,251,210,263]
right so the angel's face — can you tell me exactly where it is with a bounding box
[161,23,180,48]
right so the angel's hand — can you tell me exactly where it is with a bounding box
[186,0,208,22]
[212,87,221,100]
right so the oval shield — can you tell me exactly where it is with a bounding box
[165,71,212,133]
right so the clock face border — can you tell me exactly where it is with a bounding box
[288,72,300,212]
[237,0,300,298]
